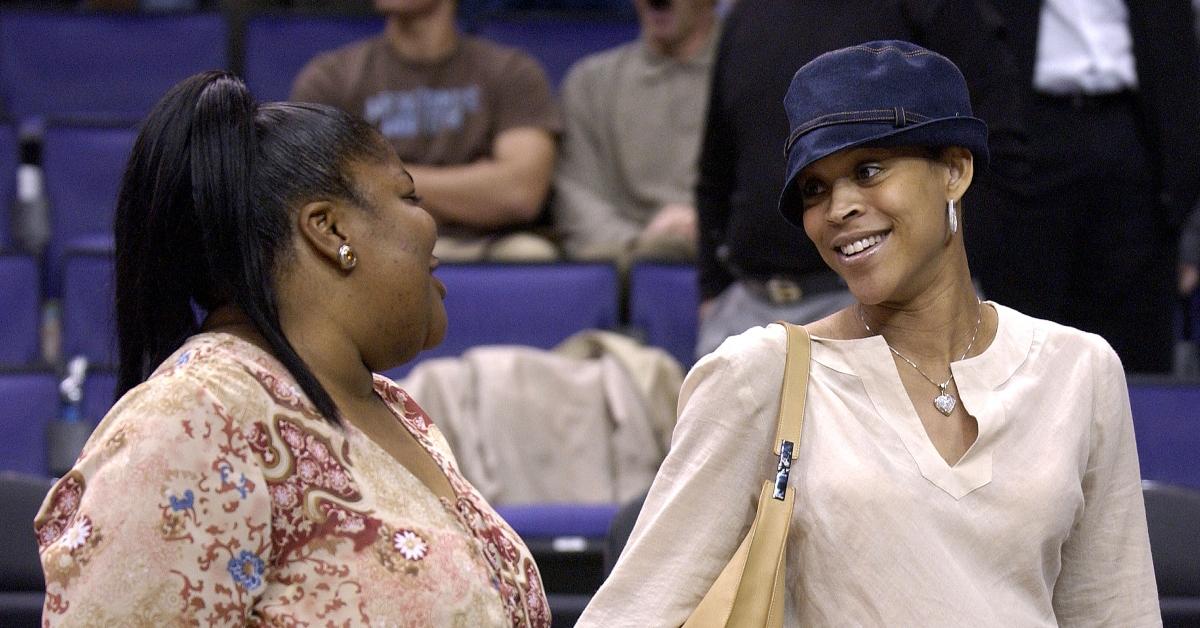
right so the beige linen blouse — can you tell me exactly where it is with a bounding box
[35,333,549,626]
[578,303,1160,627]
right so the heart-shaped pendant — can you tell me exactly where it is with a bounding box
[933,393,956,416]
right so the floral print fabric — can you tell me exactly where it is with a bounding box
[34,333,550,626]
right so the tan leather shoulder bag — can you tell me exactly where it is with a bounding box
[683,322,811,628]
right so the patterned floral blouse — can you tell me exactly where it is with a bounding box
[34,333,550,626]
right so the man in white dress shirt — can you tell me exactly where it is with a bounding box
[967,0,1200,374]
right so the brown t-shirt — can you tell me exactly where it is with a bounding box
[291,34,560,166]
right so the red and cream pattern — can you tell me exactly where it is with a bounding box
[34,333,549,626]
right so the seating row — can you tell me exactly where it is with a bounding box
[4,367,1199,484]
[0,254,701,371]
[0,8,637,292]
[0,123,15,250]
[0,9,638,123]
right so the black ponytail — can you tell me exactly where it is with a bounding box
[115,70,389,424]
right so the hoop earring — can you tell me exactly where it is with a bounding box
[947,198,958,235]
[337,244,358,270]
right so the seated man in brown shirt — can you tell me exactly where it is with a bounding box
[291,0,562,261]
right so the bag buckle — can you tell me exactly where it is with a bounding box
[773,440,794,500]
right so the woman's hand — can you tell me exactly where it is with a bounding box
[1179,262,1199,296]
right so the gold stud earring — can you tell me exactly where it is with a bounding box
[337,243,357,270]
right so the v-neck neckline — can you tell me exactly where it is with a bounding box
[810,303,1032,500]
[369,375,467,506]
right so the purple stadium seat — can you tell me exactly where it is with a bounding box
[0,255,40,366]
[628,262,698,368]
[495,502,619,540]
[244,13,384,103]
[82,370,116,426]
[1128,378,1200,490]
[61,251,115,368]
[0,372,57,474]
[0,123,16,250]
[385,262,619,378]
[41,122,133,296]
[475,13,639,88]
[0,11,227,121]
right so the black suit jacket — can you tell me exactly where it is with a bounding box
[991,0,1200,227]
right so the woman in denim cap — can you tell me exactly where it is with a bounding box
[579,41,1159,626]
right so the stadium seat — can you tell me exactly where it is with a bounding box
[498,0,635,16]
[496,502,619,540]
[496,502,618,628]
[243,13,384,103]
[41,122,133,296]
[60,251,115,369]
[386,262,620,378]
[0,122,17,250]
[82,370,117,426]
[0,472,52,628]
[0,372,57,475]
[0,255,40,366]
[0,11,227,122]
[474,13,639,88]
[628,262,698,369]
[1128,378,1200,490]
[1142,481,1200,627]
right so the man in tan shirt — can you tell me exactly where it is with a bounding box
[553,0,719,264]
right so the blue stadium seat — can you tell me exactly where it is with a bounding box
[244,13,384,103]
[1128,378,1200,490]
[495,501,618,628]
[628,262,698,368]
[83,370,116,426]
[0,122,17,250]
[41,122,134,296]
[495,502,619,540]
[386,262,620,378]
[474,13,638,88]
[497,1,635,16]
[0,11,227,122]
[0,255,41,366]
[0,372,57,475]
[61,251,115,369]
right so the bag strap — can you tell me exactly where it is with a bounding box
[770,322,811,497]
[683,322,812,628]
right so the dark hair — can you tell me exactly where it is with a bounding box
[114,70,389,424]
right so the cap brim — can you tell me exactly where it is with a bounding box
[778,116,989,226]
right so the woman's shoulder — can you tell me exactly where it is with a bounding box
[692,323,788,376]
[66,335,289,483]
[992,302,1123,371]
[114,333,316,428]
[681,324,789,405]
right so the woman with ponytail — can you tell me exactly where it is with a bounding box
[34,71,550,626]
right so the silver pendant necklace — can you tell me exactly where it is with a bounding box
[858,304,982,416]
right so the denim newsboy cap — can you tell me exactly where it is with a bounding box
[778,40,989,225]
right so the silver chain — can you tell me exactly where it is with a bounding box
[857,304,982,394]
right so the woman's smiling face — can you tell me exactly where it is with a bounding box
[798,145,972,306]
